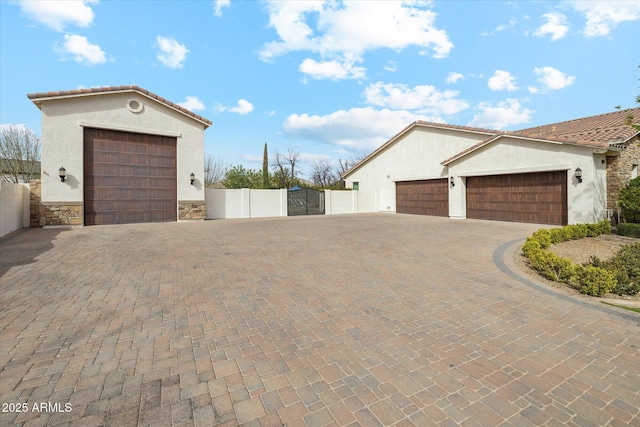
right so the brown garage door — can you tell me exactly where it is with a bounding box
[396,179,448,216]
[466,171,567,225]
[84,128,177,225]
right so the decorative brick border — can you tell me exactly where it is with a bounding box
[178,200,206,220]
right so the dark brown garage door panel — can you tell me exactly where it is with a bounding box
[84,128,177,226]
[396,179,448,216]
[466,171,567,225]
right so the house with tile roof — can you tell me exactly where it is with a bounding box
[28,85,212,226]
[343,108,640,225]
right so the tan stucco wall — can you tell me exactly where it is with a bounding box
[38,92,206,222]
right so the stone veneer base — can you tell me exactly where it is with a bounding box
[179,200,206,220]
[40,202,84,226]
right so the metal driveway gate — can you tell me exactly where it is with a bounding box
[288,188,325,216]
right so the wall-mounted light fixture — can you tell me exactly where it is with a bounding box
[59,167,66,182]
[450,176,455,187]
[575,167,582,183]
[190,172,195,185]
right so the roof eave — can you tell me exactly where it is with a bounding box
[343,121,498,178]
[440,134,606,166]
[27,87,213,129]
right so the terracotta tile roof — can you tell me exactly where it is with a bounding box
[412,120,499,135]
[510,108,639,147]
[27,85,212,127]
[441,108,640,165]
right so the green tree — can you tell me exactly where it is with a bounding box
[222,165,263,189]
[262,143,269,189]
[618,177,640,223]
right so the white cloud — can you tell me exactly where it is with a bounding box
[481,17,517,36]
[533,66,575,90]
[299,58,366,80]
[468,99,533,129]
[260,0,453,80]
[363,82,469,116]
[156,36,188,68]
[18,0,96,32]
[213,0,230,17]
[384,61,398,73]
[496,18,518,32]
[56,34,106,66]
[570,1,640,36]
[488,70,518,91]
[217,99,254,115]
[534,13,569,40]
[528,86,539,94]
[177,96,205,111]
[446,72,464,84]
[283,107,438,152]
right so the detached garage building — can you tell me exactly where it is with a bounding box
[28,85,211,226]
[343,109,639,225]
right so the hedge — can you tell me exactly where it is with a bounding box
[522,220,615,296]
[616,223,640,238]
[585,243,640,296]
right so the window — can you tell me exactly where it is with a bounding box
[632,164,638,179]
[353,182,359,190]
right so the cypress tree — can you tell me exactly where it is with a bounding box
[262,142,269,188]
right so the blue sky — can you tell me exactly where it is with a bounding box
[1,0,639,178]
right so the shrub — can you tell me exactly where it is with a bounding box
[604,243,640,296]
[529,229,552,249]
[618,177,640,224]
[522,238,543,257]
[528,250,575,283]
[522,221,617,296]
[616,223,640,238]
[590,220,612,236]
[572,265,617,296]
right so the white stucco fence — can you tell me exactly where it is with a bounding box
[206,189,288,219]
[324,189,376,214]
[0,182,30,238]
[205,189,377,219]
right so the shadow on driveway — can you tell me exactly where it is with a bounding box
[0,227,69,278]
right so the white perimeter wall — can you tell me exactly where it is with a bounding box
[206,189,287,219]
[0,182,30,237]
[324,190,376,214]
[205,189,377,219]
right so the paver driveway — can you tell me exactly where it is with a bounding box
[0,214,638,426]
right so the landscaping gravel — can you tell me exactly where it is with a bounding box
[548,234,639,265]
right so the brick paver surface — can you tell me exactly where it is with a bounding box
[0,214,638,426]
